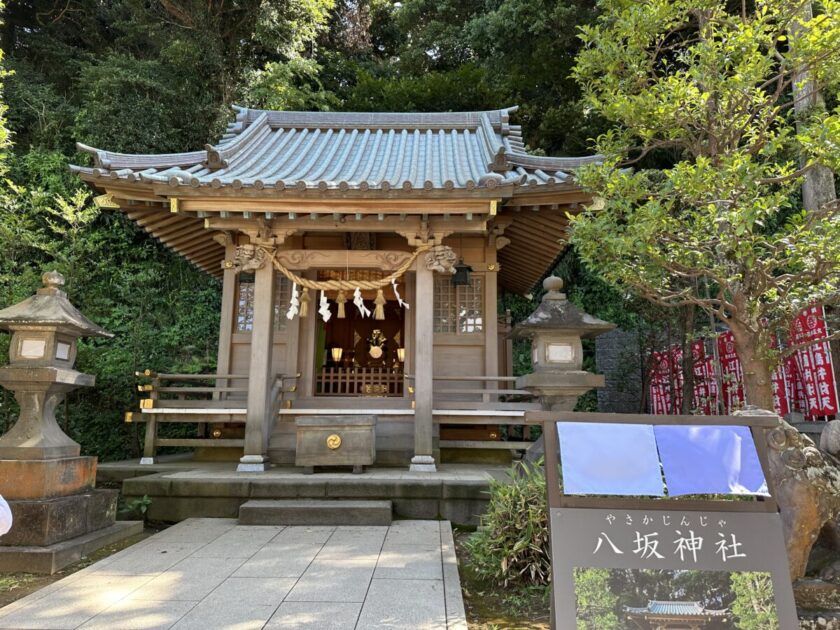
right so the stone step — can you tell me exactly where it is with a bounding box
[238,499,393,526]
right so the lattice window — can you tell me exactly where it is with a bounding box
[433,275,483,334]
[236,274,255,333]
[273,276,291,332]
[236,275,291,333]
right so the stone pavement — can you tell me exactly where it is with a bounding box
[0,519,468,630]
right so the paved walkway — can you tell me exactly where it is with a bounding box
[0,519,467,630]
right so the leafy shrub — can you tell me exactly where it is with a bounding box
[465,461,550,587]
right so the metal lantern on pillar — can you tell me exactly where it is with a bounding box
[452,259,472,286]
[331,347,344,364]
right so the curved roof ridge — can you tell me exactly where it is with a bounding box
[205,111,270,170]
[75,142,206,171]
[227,105,519,132]
[506,149,603,171]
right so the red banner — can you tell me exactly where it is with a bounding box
[717,331,745,413]
[649,346,685,415]
[790,305,839,419]
[690,340,718,415]
[649,350,674,415]
[770,335,790,417]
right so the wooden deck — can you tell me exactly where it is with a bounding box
[127,372,542,464]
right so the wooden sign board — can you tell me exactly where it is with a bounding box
[526,411,799,630]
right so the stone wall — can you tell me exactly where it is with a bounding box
[801,614,840,629]
[595,328,646,413]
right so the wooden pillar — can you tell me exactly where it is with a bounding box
[484,239,499,384]
[411,264,436,471]
[238,257,276,472]
[215,242,237,398]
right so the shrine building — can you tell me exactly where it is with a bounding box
[625,600,730,630]
[71,106,599,472]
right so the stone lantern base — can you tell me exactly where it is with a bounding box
[0,456,142,574]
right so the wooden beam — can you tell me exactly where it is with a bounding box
[136,214,185,232]
[178,240,221,259]
[504,190,591,208]
[178,197,495,216]
[165,231,214,250]
[505,226,566,249]
[152,219,205,240]
[203,215,489,235]
[152,228,206,249]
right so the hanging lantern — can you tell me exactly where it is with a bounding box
[374,289,386,320]
[397,347,406,363]
[331,347,344,363]
[336,290,347,319]
[452,259,473,286]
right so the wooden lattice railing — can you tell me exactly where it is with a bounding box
[127,371,298,463]
[315,367,404,397]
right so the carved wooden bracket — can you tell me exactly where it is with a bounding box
[232,244,270,272]
[424,245,457,274]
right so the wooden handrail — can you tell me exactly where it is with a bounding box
[403,375,518,382]
[435,388,532,396]
[135,371,249,380]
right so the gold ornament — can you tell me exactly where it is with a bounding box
[326,434,342,450]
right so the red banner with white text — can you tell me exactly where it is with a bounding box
[790,305,838,419]
[717,331,745,414]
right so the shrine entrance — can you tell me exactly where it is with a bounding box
[314,271,407,397]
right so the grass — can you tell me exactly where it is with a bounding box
[455,529,551,629]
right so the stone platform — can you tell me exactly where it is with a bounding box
[0,521,144,574]
[0,518,467,630]
[98,458,505,527]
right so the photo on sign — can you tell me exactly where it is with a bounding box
[573,567,779,629]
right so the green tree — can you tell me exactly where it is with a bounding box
[730,572,779,630]
[570,0,840,411]
[573,568,620,630]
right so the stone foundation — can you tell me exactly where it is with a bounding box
[1,489,117,546]
[0,456,96,500]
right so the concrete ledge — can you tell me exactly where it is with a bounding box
[250,478,327,498]
[441,522,468,630]
[442,479,490,499]
[106,465,496,527]
[0,521,144,574]
[239,499,393,526]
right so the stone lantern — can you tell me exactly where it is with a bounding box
[511,276,615,412]
[0,271,112,459]
[0,271,141,574]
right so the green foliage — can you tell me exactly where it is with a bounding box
[571,0,840,406]
[243,58,339,112]
[344,64,499,113]
[465,461,550,587]
[730,571,780,630]
[74,53,222,154]
[573,568,619,630]
[120,495,152,519]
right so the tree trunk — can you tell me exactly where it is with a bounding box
[792,2,838,212]
[728,321,775,411]
[728,319,840,581]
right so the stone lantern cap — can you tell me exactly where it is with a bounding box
[509,276,615,340]
[0,271,112,338]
